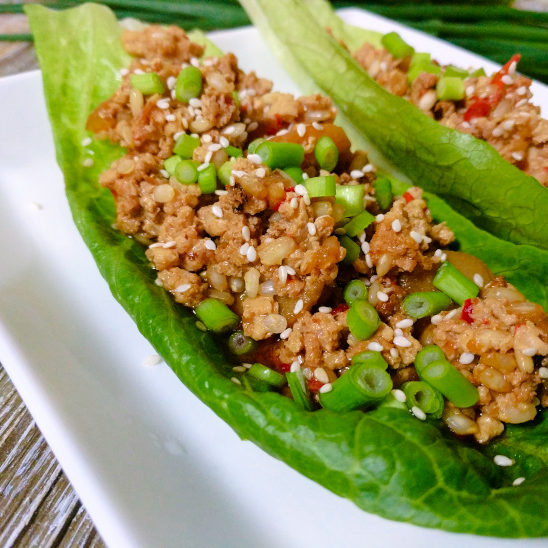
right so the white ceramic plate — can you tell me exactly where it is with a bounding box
[0,8,546,548]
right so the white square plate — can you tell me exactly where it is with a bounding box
[0,8,546,548]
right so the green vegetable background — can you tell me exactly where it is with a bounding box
[27,2,548,537]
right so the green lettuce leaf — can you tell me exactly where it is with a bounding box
[27,3,548,538]
[240,0,548,251]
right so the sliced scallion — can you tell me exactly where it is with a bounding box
[344,279,368,305]
[336,184,365,217]
[381,31,414,58]
[226,145,243,158]
[248,363,286,388]
[433,262,479,305]
[228,330,257,355]
[373,177,393,211]
[436,76,465,101]
[346,298,380,340]
[351,350,388,370]
[198,164,217,194]
[401,381,445,419]
[248,137,266,154]
[287,368,314,410]
[195,298,239,333]
[283,166,303,184]
[343,210,375,237]
[444,65,469,79]
[402,291,452,319]
[314,135,339,171]
[217,160,233,186]
[173,133,200,159]
[175,159,199,185]
[175,65,202,103]
[163,155,182,176]
[130,72,165,95]
[414,345,445,376]
[319,363,392,412]
[304,175,336,198]
[256,141,304,169]
[339,235,360,265]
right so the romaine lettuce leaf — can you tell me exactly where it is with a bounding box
[240,0,548,252]
[26,3,548,537]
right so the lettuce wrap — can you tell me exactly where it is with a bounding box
[240,0,548,253]
[26,2,548,538]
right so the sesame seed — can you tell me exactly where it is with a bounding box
[411,406,426,420]
[350,170,364,179]
[318,306,332,313]
[538,367,548,379]
[219,136,229,148]
[214,190,228,196]
[434,249,443,258]
[241,226,251,241]
[365,253,373,268]
[501,74,513,85]
[294,184,307,196]
[396,319,414,329]
[246,246,257,262]
[445,309,458,320]
[285,266,296,276]
[190,57,200,67]
[459,352,475,365]
[165,114,176,122]
[81,137,92,146]
[312,122,323,130]
[392,389,406,402]
[377,291,389,303]
[423,235,432,244]
[511,151,524,161]
[247,121,259,132]
[156,98,170,110]
[473,273,484,287]
[290,360,301,372]
[197,162,209,172]
[391,219,402,232]
[394,328,403,337]
[360,242,370,254]
[502,119,515,131]
[358,231,366,243]
[171,89,177,100]
[149,240,176,249]
[492,127,503,137]
[375,214,385,222]
[231,376,242,385]
[465,85,475,96]
[204,239,216,251]
[173,131,184,141]
[155,278,163,287]
[166,75,176,90]
[390,348,398,358]
[208,143,222,152]
[232,366,246,373]
[440,253,447,262]
[367,342,383,352]
[515,98,527,108]
[513,477,525,486]
[212,204,223,218]
[276,128,289,136]
[248,153,262,164]
[204,150,213,164]
[290,197,298,209]
[314,367,329,383]
[280,327,292,340]
[294,299,304,314]
[255,167,266,178]
[133,68,144,75]
[522,347,536,357]
[229,176,235,186]
[302,367,312,379]
[160,169,169,178]
[175,283,191,293]
[319,383,332,394]
[516,86,527,96]
[144,354,163,367]
[242,362,253,369]
[239,242,250,256]
[494,455,514,467]
[231,170,246,177]
[119,68,129,76]
[362,164,375,173]
[409,230,423,244]
[278,265,288,285]
[189,97,202,108]
[394,335,411,348]
[82,158,94,167]
[307,222,317,236]
[302,173,309,180]
[297,123,306,137]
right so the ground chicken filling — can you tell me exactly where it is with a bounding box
[353,43,548,186]
[90,25,548,444]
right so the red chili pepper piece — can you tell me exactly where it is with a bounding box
[463,97,491,122]
[307,379,324,392]
[331,303,349,315]
[285,186,295,193]
[491,53,521,86]
[279,363,291,373]
[461,298,475,324]
[403,191,414,203]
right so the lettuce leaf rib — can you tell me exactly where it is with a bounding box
[27,3,548,538]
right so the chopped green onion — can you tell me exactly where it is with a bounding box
[304,175,336,198]
[444,65,469,79]
[241,375,271,393]
[175,65,202,103]
[335,185,365,217]
[339,235,360,265]
[173,134,200,159]
[402,291,452,319]
[314,135,339,171]
[248,137,266,154]
[175,160,199,185]
[256,141,304,169]
[248,363,286,388]
[343,210,375,237]
[129,72,165,95]
[217,160,233,186]
[373,177,393,211]
[283,166,303,184]
[414,345,445,376]
[346,298,380,340]
[226,145,242,158]
[378,391,408,411]
[228,330,257,355]
[420,359,479,408]
[319,363,392,412]
[195,298,239,333]
[401,381,445,419]
[286,368,314,410]
[433,262,479,305]
[163,155,182,176]
[232,90,240,107]
[198,164,217,194]
[408,61,442,83]
[344,279,368,305]
[469,67,486,78]
[410,52,431,68]
[436,76,465,101]
[381,31,414,58]
[351,350,388,370]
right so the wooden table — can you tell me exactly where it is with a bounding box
[0,12,105,548]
